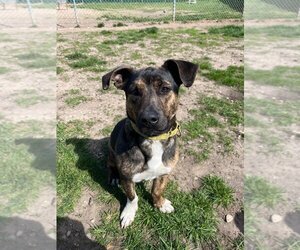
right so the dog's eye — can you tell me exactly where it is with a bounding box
[160,86,171,94]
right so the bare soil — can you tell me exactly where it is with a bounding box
[245,20,300,247]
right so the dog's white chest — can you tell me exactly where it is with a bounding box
[132,141,171,183]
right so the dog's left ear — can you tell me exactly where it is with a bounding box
[102,66,134,90]
[162,59,198,87]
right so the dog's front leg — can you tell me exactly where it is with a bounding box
[120,180,138,228]
[151,175,174,213]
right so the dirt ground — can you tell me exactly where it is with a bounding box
[245,19,300,248]
[0,30,56,249]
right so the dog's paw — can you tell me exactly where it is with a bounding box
[159,199,174,213]
[120,198,138,228]
[110,178,119,186]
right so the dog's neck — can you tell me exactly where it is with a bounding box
[127,118,180,141]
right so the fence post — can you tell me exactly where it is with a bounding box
[72,0,80,27]
[26,0,36,27]
[173,0,176,22]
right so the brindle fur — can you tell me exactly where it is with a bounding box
[102,60,198,210]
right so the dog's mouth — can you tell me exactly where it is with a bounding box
[137,122,171,137]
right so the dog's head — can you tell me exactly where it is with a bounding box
[102,59,198,136]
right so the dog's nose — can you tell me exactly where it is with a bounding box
[141,113,159,126]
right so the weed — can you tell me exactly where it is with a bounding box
[113,22,127,27]
[13,89,49,108]
[65,95,88,107]
[245,176,283,208]
[196,58,244,91]
[246,66,300,90]
[97,22,105,28]
[208,25,244,38]
[0,66,10,74]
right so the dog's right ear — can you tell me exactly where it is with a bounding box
[102,66,134,90]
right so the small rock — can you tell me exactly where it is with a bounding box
[66,230,71,237]
[88,197,93,206]
[225,214,233,223]
[90,218,95,223]
[16,230,23,237]
[270,214,282,223]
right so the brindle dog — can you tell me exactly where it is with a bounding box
[102,59,198,228]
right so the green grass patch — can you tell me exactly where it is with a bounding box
[13,89,49,108]
[200,96,243,126]
[0,66,11,74]
[65,51,88,60]
[201,175,234,208]
[102,27,159,46]
[68,55,107,72]
[57,121,110,216]
[246,66,300,90]
[57,120,235,248]
[196,58,244,91]
[208,25,244,38]
[245,97,300,126]
[0,121,54,216]
[101,125,114,137]
[245,176,283,208]
[246,25,300,39]
[182,96,243,162]
[91,176,233,249]
[56,66,64,75]
[16,51,55,70]
[65,95,88,107]
[68,89,81,95]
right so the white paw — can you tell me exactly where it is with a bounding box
[159,199,174,213]
[120,197,138,228]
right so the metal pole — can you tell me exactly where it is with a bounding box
[72,0,80,27]
[26,0,36,27]
[173,0,176,22]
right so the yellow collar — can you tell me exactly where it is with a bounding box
[130,120,181,140]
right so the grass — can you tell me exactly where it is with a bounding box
[245,0,298,20]
[245,176,283,208]
[208,25,244,38]
[246,66,300,90]
[66,53,107,72]
[16,51,55,70]
[102,27,159,46]
[64,88,90,107]
[280,236,300,250]
[92,176,233,249]
[0,66,11,74]
[196,57,244,91]
[56,121,235,247]
[246,25,300,39]
[245,97,300,126]
[201,175,234,208]
[182,96,243,162]
[0,121,54,216]
[13,89,49,108]
[244,175,285,248]
[57,66,64,75]
[65,95,88,107]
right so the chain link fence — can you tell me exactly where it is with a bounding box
[1,0,299,28]
[57,0,244,28]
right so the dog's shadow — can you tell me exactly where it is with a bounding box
[66,137,152,211]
